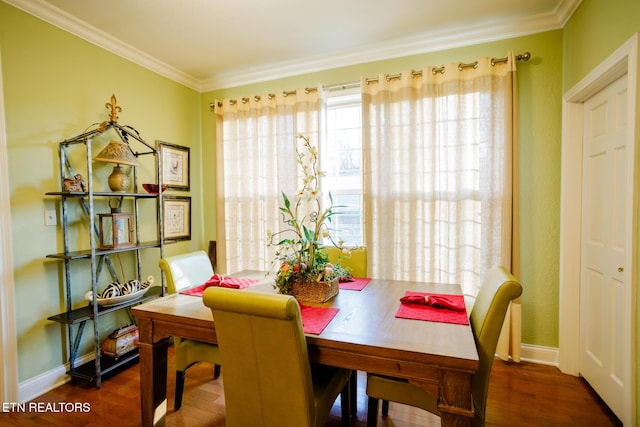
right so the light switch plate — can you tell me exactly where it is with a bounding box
[45,209,57,226]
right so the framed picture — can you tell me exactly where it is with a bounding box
[163,196,191,241]
[158,141,190,191]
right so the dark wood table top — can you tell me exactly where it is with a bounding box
[132,270,478,372]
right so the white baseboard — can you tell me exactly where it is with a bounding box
[17,353,94,402]
[519,343,560,367]
[17,365,69,403]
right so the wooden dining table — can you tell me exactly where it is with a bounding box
[131,270,479,427]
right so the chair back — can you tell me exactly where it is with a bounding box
[202,288,317,427]
[159,250,214,294]
[323,246,367,277]
[469,266,522,424]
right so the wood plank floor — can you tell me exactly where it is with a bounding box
[2,347,622,426]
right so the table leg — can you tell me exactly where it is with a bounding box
[437,368,474,427]
[138,336,170,427]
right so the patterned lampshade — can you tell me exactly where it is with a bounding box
[94,140,138,192]
[94,140,139,166]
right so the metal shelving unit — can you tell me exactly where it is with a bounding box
[46,97,165,388]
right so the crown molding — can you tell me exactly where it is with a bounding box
[555,0,583,27]
[4,0,581,93]
[202,9,566,91]
[3,0,203,91]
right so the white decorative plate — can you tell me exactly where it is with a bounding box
[85,287,150,307]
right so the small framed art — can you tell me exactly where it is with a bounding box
[158,141,190,191]
[163,196,191,241]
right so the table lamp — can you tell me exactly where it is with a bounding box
[94,140,139,192]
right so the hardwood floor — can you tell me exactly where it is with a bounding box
[2,347,622,426]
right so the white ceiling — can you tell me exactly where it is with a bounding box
[5,0,581,91]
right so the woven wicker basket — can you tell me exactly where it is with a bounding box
[291,277,339,303]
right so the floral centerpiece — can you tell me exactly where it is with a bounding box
[266,135,351,301]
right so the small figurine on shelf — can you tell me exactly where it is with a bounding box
[62,174,86,192]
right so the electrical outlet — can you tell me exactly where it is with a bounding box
[44,209,57,226]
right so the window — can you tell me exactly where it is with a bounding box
[321,88,363,246]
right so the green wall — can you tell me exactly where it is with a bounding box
[202,30,565,349]
[563,0,640,90]
[1,3,205,382]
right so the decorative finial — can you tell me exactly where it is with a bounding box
[105,94,122,123]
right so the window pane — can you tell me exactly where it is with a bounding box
[327,193,362,247]
[322,90,363,246]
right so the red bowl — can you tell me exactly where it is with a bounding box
[142,183,167,194]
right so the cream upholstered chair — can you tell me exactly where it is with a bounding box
[158,250,221,410]
[366,265,522,427]
[202,287,352,427]
[323,246,367,278]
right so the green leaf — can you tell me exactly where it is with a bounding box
[303,226,316,243]
[282,192,291,209]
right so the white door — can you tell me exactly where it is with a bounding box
[580,74,629,422]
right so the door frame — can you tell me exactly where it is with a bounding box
[559,33,637,425]
[0,48,18,403]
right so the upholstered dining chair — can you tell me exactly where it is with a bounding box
[323,246,367,278]
[158,250,221,410]
[366,265,522,427]
[202,287,352,427]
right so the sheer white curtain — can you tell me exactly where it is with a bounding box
[214,88,321,275]
[362,53,521,358]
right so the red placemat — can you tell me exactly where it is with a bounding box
[395,291,469,325]
[300,304,339,334]
[180,276,260,296]
[339,277,371,291]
